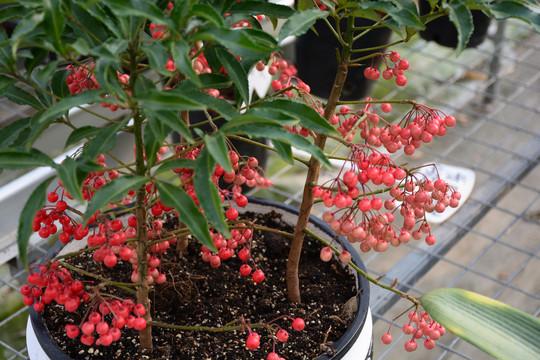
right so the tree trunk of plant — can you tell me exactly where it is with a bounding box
[286,17,354,303]
[134,114,153,350]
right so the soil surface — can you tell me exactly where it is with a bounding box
[42,211,359,359]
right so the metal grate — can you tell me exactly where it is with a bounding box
[0,20,538,360]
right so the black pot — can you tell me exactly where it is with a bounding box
[419,0,491,48]
[295,18,392,100]
[28,198,372,359]
[171,110,268,170]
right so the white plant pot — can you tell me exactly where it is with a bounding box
[27,198,373,359]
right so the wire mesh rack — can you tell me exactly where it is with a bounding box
[0,20,538,360]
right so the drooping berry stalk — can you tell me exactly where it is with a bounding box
[286,16,355,303]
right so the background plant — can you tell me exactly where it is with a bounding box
[0,0,538,359]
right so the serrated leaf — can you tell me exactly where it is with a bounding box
[422,288,540,360]
[18,176,54,267]
[145,110,193,144]
[85,176,148,220]
[194,148,230,237]
[447,1,474,53]
[57,157,84,201]
[83,118,128,160]
[215,47,250,105]
[256,99,337,135]
[0,148,55,169]
[204,132,233,173]
[156,181,216,252]
[230,1,294,18]
[278,9,327,42]
[65,126,101,148]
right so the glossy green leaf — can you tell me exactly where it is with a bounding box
[2,85,44,110]
[215,47,250,104]
[230,1,294,18]
[199,74,232,89]
[142,41,169,76]
[156,181,216,252]
[222,123,329,166]
[170,40,200,86]
[278,9,326,42]
[137,88,206,111]
[154,158,195,175]
[0,118,31,148]
[422,288,540,360]
[256,99,337,135]
[65,126,101,148]
[204,132,233,173]
[486,1,540,32]
[144,117,167,168]
[18,176,54,267]
[57,157,84,201]
[43,0,65,54]
[272,140,294,165]
[105,0,172,26]
[175,82,237,120]
[0,148,55,169]
[195,27,276,58]
[194,148,230,237]
[191,4,225,27]
[447,1,474,53]
[83,118,128,160]
[85,176,148,220]
[145,110,193,144]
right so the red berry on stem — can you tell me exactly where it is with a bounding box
[381,332,392,345]
[47,192,59,202]
[292,317,305,331]
[65,324,80,339]
[239,264,252,277]
[226,207,239,221]
[252,269,265,284]
[320,246,333,262]
[246,332,260,350]
[276,328,289,342]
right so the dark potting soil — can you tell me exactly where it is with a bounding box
[42,211,359,359]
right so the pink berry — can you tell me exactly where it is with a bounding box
[226,207,239,221]
[246,332,260,350]
[320,247,333,262]
[276,329,289,342]
[267,353,280,360]
[65,324,80,339]
[239,264,252,277]
[292,317,305,331]
[252,269,265,284]
[339,250,351,265]
[381,103,392,113]
[405,339,417,352]
[381,332,392,344]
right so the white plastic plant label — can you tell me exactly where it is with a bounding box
[417,163,475,224]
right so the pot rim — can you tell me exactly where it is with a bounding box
[29,197,371,360]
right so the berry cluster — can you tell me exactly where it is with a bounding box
[381,310,445,352]
[148,2,174,39]
[245,317,306,359]
[66,64,99,95]
[313,146,460,252]
[364,51,409,87]
[21,262,88,313]
[65,298,147,346]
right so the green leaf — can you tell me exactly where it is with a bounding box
[447,1,474,53]
[278,8,327,42]
[85,176,148,220]
[0,118,31,148]
[137,88,206,111]
[422,288,540,360]
[175,82,237,120]
[153,158,195,175]
[43,0,65,54]
[65,126,101,148]
[142,42,169,76]
[2,85,44,110]
[105,0,172,26]
[191,4,225,27]
[230,1,294,18]
[18,176,54,267]
[486,1,540,32]
[222,123,329,166]
[156,181,216,252]
[272,140,294,165]
[33,90,106,133]
[57,157,84,201]
[195,27,276,58]
[204,132,233,173]
[83,118,128,160]
[199,74,232,89]
[215,47,250,104]
[194,148,230,237]
[170,40,201,86]
[256,99,337,136]
[144,117,167,168]
[0,148,55,169]
[145,110,193,144]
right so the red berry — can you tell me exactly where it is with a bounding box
[396,75,407,87]
[405,339,417,352]
[65,324,80,339]
[246,332,260,350]
[276,329,289,342]
[99,333,113,346]
[104,254,117,268]
[134,304,146,316]
[252,269,265,284]
[239,264,252,277]
[81,322,95,336]
[56,200,68,212]
[47,192,59,202]
[80,334,95,346]
[381,332,392,344]
[424,338,436,349]
[267,353,280,360]
[320,247,333,262]
[133,317,147,331]
[381,103,392,113]
[292,317,305,331]
[65,298,79,312]
[96,322,109,335]
[238,248,250,262]
[226,207,239,221]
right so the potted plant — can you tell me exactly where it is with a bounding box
[1,1,538,359]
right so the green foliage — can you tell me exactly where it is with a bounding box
[422,288,540,360]
[447,1,474,53]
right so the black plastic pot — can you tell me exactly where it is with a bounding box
[295,18,392,100]
[28,197,372,359]
[419,0,491,49]
[171,110,268,170]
